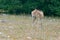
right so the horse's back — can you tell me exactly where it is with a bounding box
[31,9,44,18]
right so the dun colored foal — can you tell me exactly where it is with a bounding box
[31,9,44,26]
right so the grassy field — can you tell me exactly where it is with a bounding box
[0,14,60,40]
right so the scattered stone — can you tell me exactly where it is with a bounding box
[0,32,3,35]
[7,35,10,38]
[26,36,32,39]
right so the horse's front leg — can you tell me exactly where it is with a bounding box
[32,16,36,26]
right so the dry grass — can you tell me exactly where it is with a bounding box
[0,14,60,40]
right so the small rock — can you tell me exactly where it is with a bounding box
[7,35,10,38]
[26,36,32,39]
[0,32,3,34]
